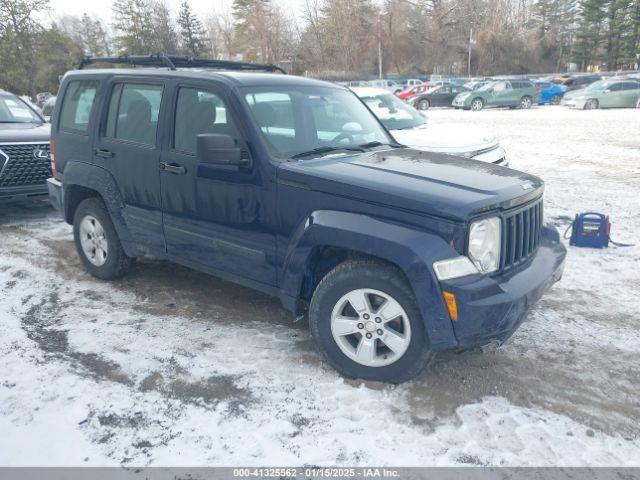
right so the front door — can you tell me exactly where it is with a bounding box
[159,82,276,287]
[491,81,513,106]
[95,79,166,254]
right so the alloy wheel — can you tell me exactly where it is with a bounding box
[520,96,532,109]
[79,215,109,266]
[330,288,411,367]
[471,99,483,111]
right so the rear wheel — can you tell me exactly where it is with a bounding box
[584,98,599,110]
[519,96,533,109]
[73,198,134,280]
[417,98,430,110]
[309,259,433,383]
[550,94,562,105]
[470,98,484,111]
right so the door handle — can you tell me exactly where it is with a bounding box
[94,148,114,159]
[160,162,187,175]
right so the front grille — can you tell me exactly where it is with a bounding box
[500,198,543,270]
[0,143,51,188]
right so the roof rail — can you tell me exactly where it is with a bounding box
[78,53,286,74]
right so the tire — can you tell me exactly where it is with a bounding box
[417,98,430,110]
[519,96,533,109]
[635,97,640,108]
[550,94,561,105]
[584,98,599,110]
[73,197,134,280]
[470,98,484,111]
[309,258,434,383]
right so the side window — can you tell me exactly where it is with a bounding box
[494,82,508,92]
[621,82,639,91]
[105,83,163,146]
[608,83,623,91]
[440,86,451,94]
[174,87,240,153]
[59,80,99,133]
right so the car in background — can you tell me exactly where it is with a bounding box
[396,84,428,100]
[401,78,424,88]
[343,80,370,88]
[41,96,57,122]
[353,87,507,166]
[553,74,601,92]
[535,82,567,105]
[410,84,470,110]
[562,79,640,109]
[35,92,54,108]
[452,79,539,111]
[0,90,51,202]
[368,79,403,93]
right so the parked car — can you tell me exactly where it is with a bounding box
[368,79,403,93]
[553,74,601,92]
[395,84,428,100]
[354,87,507,166]
[41,95,57,122]
[0,90,51,202]
[35,91,54,108]
[343,80,370,88]
[401,78,424,88]
[452,80,539,111]
[561,79,640,109]
[535,82,567,105]
[410,84,470,110]
[47,55,565,383]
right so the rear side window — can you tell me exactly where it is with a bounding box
[59,80,99,133]
[105,83,163,146]
[173,87,240,153]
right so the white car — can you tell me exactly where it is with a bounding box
[367,79,403,93]
[352,87,508,166]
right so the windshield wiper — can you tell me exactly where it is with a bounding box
[290,145,365,160]
[358,141,404,148]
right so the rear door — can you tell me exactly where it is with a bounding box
[94,77,166,254]
[618,82,640,107]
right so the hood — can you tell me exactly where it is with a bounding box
[391,123,498,155]
[0,122,50,143]
[278,148,543,222]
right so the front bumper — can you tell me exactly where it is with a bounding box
[452,97,470,107]
[0,184,49,202]
[439,224,566,349]
[562,97,587,109]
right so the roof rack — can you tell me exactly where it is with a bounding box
[78,53,286,74]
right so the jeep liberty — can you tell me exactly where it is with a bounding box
[47,55,566,383]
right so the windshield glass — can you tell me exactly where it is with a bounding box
[477,82,497,92]
[584,80,606,91]
[360,92,426,131]
[242,86,393,158]
[0,95,42,123]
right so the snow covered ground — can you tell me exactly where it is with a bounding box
[1,106,639,467]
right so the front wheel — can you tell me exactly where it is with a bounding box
[519,96,533,109]
[584,98,599,110]
[417,98,430,110]
[309,259,434,383]
[550,94,562,105]
[73,197,134,280]
[470,98,484,111]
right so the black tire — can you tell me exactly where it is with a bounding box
[470,98,484,111]
[417,98,430,110]
[550,94,561,105]
[73,197,134,280]
[309,258,434,383]
[519,96,533,109]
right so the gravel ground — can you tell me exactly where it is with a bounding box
[1,106,639,466]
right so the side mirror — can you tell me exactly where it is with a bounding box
[196,134,250,167]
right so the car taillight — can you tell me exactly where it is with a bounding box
[535,86,542,92]
[50,139,59,179]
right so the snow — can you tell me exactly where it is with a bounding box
[1,106,639,466]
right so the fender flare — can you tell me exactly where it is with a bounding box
[61,161,140,257]
[280,210,459,350]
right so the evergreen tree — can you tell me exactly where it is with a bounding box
[112,0,156,54]
[177,1,206,56]
[151,1,179,53]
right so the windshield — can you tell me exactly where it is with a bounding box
[242,86,394,158]
[360,92,426,131]
[477,82,497,92]
[0,95,42,123]
[584,80,607,91]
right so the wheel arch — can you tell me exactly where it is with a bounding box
[61,161,140,257]
[279,210,459,350]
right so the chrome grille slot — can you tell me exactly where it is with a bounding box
[500,199,543,270]
[0,143,51,188]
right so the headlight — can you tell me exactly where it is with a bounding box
[468,217,501,274]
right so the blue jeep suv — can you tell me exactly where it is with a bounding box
[47,55,566,383]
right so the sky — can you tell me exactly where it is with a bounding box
[46,0,307,25]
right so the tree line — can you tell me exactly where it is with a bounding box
[1,0,639,98]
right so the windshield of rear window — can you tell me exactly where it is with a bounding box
[0,95,42,123]
[360,92,426,131]
[242,86,393,158]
